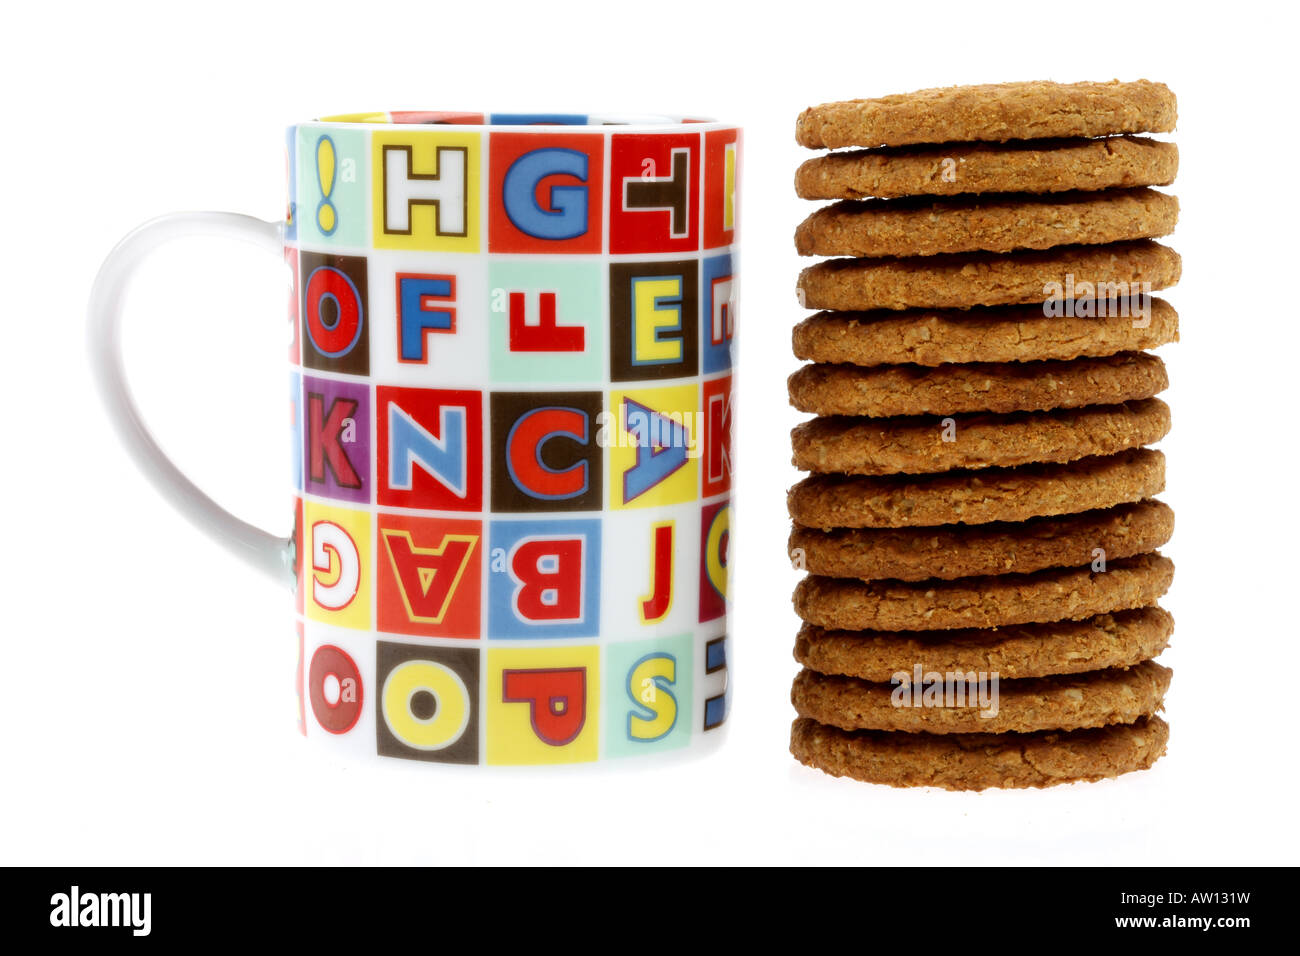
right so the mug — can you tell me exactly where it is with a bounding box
[88,110,739,767]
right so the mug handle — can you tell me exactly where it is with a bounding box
[87,211,294,587]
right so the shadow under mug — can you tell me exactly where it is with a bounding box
[89,110,739,767]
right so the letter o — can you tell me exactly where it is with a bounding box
[309,644,363,735]
[304,265,363,357]
[381,660,471,751]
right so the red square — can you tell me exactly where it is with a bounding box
[702,375,732,498]
[704,128,739,250]
[377,513,482,639]
[489,133,604,253]
[377,386,483,511]
[609,132,701,254]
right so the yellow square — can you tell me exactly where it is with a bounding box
[724,142,737,231]
[303,501,371,631]
[371,129,480,252]
[487,645,600,765]
[608,383,700,510]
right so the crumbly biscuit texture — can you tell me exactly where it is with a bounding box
[794,136,1180,200]
[791,660,1170,734]
[797,240,1182,312]
[789,715,1170,791]
[788,449,1166,529]
[793,552,1174,631]
[795,189,1178,258]
[791,398,1170,476]
[793,300,1178,367]
[794,607,1174,682]
[790,499,1173,582]
[788,78,1179,791]
[795,80,1177,149]
[788,352,1168,418]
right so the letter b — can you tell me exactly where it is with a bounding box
[510,537,585,623]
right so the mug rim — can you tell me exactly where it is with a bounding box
[300,110,739,133]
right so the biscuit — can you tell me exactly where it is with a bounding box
[795,80,1177,149]
[793,552,1173,631]
[794,607,1174,682]
[794,136,1180,200]
[792,660,1170,735]
[789,449,1164,530]
[793,300,1178,367]
[788,352,1167,418]
[790,499,1172,582]
[789,714,1169,790]
[797,240,1181,312]
[795,189,1178,258]
[791,398,1169,477]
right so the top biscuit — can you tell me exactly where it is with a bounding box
[796,80,1177,149]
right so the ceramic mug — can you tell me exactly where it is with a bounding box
[88,111,739,767]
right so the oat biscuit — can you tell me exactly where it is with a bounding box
[794,607,1174,682]
[789,714,1169,791]
[795,80,1177,150]
[792,660,1170,735]
[788,77,1180,791]
[795,189,1178,258]
[794,136,1180,200]
[797,240,1181,312]
[788,352,1167,418]
[790,499,1172,582]
[791,398,1170,477]
[793,300,1178,367]
[790,447,1170,530]
[793,552,1174,631]
[788,449,1165,529]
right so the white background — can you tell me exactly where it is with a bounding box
[2,0,1296,866]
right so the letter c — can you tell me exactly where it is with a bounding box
[506,406,589,500]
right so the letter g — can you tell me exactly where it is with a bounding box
[503,147,589,240]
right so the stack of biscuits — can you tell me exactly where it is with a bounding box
[786,80,1180,790]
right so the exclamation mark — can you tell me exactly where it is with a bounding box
[316,135,337,235]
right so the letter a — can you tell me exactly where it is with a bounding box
[622,398,690,504]
[382,529,477,624]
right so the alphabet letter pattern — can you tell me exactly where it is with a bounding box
[288,114,737,764]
